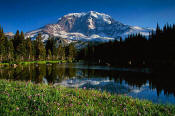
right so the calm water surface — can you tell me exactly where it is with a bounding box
[0,62,175,104]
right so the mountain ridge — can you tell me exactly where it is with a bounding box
[25,11,153,42]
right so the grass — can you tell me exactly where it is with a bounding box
[0,60,67,66]
[0,79,175,116]
[19,60,67,65]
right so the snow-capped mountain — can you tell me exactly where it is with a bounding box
[5,32,15,38]
[25,11,152,42]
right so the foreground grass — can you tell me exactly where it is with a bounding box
[0,80,175,116]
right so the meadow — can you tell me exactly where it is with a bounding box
[0,79,175,115]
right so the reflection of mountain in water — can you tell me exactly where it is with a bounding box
[56,78,131,94]
[56,77,175,104]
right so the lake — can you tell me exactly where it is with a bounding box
[0,62,175,104]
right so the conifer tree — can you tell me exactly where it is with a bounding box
[45,38,52,60]
[13,30,20,51]
[51,38,57,60]
[15,31,26,61]
[35,33,46,60]
[0,34,5,62]
[26,38,33,60]
[57,45,65,60]
[47,49,52,60]
[68,44,76,62]
[0,27,6,62]
[5,39,14,62]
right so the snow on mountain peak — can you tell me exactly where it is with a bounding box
[64,12,86,18]
[132,26,144,30]
[87,11,112,24]
[25,11,153,43]
[88,11,101,18]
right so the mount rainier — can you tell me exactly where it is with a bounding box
[25,11,152,42]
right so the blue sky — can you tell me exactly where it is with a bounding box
[0,0,175,33]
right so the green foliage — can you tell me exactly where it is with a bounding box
[26,38,33,60]
[0,26,77,63]
[47,49,52,60]
[67,43,76,62]
[0,79,174,115]
[45,37,58,60]
[57,45,65,60]
[34,33,46,60]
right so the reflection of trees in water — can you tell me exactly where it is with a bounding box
[46,64,59,83]
[0,64,77,84]
[65,67,76,78]
[80,69,175,96]
[45,64,77,83]
[79,69,148,88]
[149,72,175,96]
[57,66,66,82]
[0,64,46,83]
[34,65,46,83]
[65,64,76,78]
[0,64,175,96]
[116,72,149,88]
[0,65,36,81]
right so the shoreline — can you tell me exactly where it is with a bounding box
[0,60,68,67]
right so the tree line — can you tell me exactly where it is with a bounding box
[78,24,175,66]
[0,27,76,63]
[1,23,175,66]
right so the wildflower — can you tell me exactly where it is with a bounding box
[123,108,127,112]
[138,112,141,116]
[86,103,88,106]
[83,87,86,89]
[28,95,32,99]
[35,93,40,97]
[69,103,73,107]
[57,103,60,106]
[16,107,19,111]
[57,108,60,110]
[120,104,122,106]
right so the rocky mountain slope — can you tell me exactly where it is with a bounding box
[25,11,152,43]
